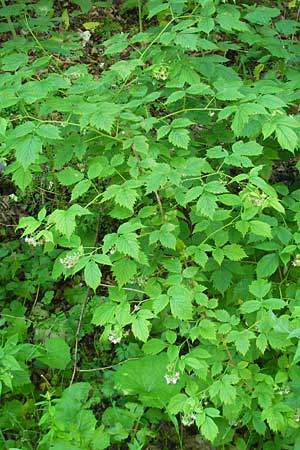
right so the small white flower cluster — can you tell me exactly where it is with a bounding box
[59,253,80,269]
[164,371,180,385]
[108,331,122,345]
[182,413,196,427]
[152,65,169,81]
[133,277,145,286]
[24,236,39,247]
[249,192,267,207]
[277,387,291,395]
[294,410,300,423]
[292,255,300,267]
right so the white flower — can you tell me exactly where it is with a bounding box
[59,253,80,269]
[24,236,39,247]
[108,331,122,345]
[249,192,267,207]
[182,413,196,427]
[164,371,180,385]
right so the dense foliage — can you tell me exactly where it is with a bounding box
[1,0,300,448]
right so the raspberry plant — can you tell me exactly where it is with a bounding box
[1,0,300,449]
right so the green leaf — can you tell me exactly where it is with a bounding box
[256,334,268,354]
[250,220,272,238]
[256,253,279,278]
[212,248,224,266]
[36,124,62,140]
[196,192,217,219]
[223,244,247,261]
[240,300,261,314]
[84,260,101,291]
[116,233,140,259]
[211,268,232,294]
[132,317,150,342]
[114,355,182,407]
[57,167,84,186]
[71,179,91,201]
[165,91,185,105]
[200,417,218,442]
[15,135,42,169]
[40,337,71,370]
[276,125,298,152]
[142,338,167,355]
[48,204,91,238]
[112,259,137,286]
[168,129,190,149]
[153,294,169,314]
[249,279,271,298]
[92,302,115,326]
[115,187,138,211]
[168,285,193,320]
[12,166,32,191]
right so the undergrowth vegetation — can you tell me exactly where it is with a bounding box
[1,0,300,449]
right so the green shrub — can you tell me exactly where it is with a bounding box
[1,0,300,448]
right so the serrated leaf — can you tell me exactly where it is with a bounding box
[12,166,32,191]
[196,192,217,219]
[142,338,167,355]
[84,260,101,291]
[157,125,170,140]
[249,279,271,298]
[165,91,185,104]
[112,259,137,286]
[201,416,218,442]
[153,294,169,314]
[71,179,91,201]
[116,233,140,259]
[168,128,190,149]
[240,300,261,314]
[48,204,91,238]
[250,220,272,238]
[256,253,279,278]
[36,124,62,140]
[211,268,232,294]
[115,187,138,211]
[15,135,42,169]
[40,337,71,370]
[57,167,84,186]
[168,285,193,320]
[92,302,115,326]
[276,125,298,152]
[256,334,268,354]
[212,248,224,265]
[132,317,150,342]
[223,244,247,261]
